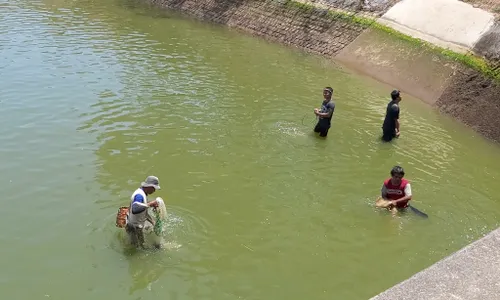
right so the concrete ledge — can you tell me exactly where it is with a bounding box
[370,228,500,300]
[378,0,495,53]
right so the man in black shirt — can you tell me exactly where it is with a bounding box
[313,87,335,138]
[381,90,402,142]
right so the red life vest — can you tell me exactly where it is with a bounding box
[384,178,409,208]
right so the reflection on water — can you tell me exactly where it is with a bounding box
[1,0,500,299]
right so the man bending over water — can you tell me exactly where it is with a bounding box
[126,176,161,249]
[381,166,412,212]
[313,87,335,138]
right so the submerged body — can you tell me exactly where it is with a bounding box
[379,166,413,214]
[381,90,402,142]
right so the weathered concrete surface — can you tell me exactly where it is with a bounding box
[474,21,500,63]
[370,228,500,300]
[305,0,400,15]
[379,0,495,53]
[335,27,457,104]
[461,0,500,17]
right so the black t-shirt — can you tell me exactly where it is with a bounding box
[382,101,399,131]
[319,100,335,124]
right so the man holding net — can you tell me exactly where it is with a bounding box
[313,87,335,138]
[125,175,161,249]
[376,166,413,215]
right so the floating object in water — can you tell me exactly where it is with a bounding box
[115,206,129,228]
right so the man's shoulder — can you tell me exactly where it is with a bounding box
[327,101,335,108]
[389,103,399,114]
[132,188,145,200]
[390,102,399,109]
[133,193,145,202]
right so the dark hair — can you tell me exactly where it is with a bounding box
[390,165,405,177]
[391,90,400,100]
[324,87,333,94]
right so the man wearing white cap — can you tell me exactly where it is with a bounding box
[125,175,161,248]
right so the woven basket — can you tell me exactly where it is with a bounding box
[115,206,129,228]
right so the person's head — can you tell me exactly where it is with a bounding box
[391,90,402,103]
[141,175,161,195]
[323,87,333,100]
[390,165,405,185]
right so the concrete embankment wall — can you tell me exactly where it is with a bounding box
[369,227,500,300]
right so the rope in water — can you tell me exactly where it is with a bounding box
[302,113,318,126]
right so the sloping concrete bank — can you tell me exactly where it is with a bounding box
[143,0,500,143]
[369,228,500,300]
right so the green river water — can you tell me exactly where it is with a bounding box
[2,0,500,299]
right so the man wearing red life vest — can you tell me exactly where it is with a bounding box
[381,165,412,210]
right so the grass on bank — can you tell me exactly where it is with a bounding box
[280,0,500,81]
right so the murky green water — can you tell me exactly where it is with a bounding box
[2,0,500,299]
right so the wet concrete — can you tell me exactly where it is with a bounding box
[335,27,457,104]
[370,227,500,300]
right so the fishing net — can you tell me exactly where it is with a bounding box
[153,197,168,236]
[301,113,318,127]
[375,197,393,208]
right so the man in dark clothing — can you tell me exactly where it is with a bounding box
[381,90,402,142]
[314,87,335,137]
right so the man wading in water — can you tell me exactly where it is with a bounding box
[313,87,335,138]
[126,176,161,249]
[379,166,412,214]
[381,90,402,142]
